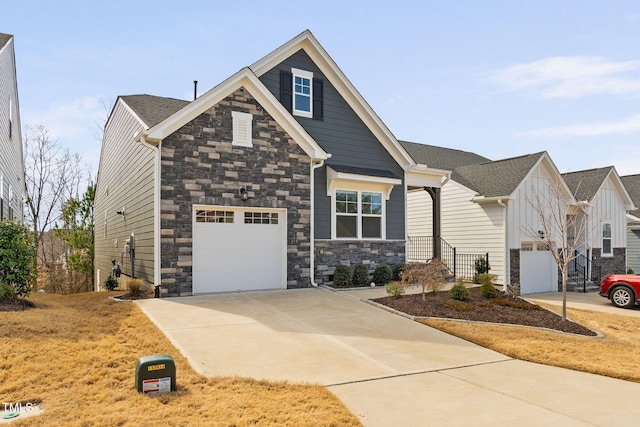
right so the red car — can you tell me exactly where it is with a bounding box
[600,274,640,309]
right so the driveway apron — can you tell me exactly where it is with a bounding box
[136,287,640,427]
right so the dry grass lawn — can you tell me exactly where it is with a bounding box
[421,303,640,383]
[0,292,360,426]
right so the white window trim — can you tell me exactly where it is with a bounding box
[292,68,313,118]
[231,111,253,147]
[602,222,613,257]
[332,188,385,240]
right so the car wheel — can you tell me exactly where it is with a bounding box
[610,286,636,309]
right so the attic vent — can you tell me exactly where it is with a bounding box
[231,111,253,147]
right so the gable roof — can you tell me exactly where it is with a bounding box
[453,152,546,198]
[120,95,189,128]
[250,30,416,170]
[142,67,329,161]
[562,167,613,202]
[0,33,12,51]
[400,140,490,170]
[621,174,640,218]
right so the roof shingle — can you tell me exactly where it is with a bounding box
[120,94,189,128]
[562,167,613,202]
[621,174,640,218]
[400,140,490,170]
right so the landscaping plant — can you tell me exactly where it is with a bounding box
[385,281,405,298]
[352,264,370,286]
[332,264,353,287]
[473,256,490,284]
[373,265,393,285]
[449,281,470,301]
[401,259,448,301]
[479,273,498,299]
[393,263,407,281]
[0,220,37,299]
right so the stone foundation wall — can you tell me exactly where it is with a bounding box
[314,240,405,285]
[592,247,626,279]
[509,248,520,290]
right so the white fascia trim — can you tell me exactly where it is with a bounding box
[143,68,329,161]
[250,30,415,170]
[406,165,451,188]
[512,152,577,205]
[326,166,401,200]
[471,196,511,204]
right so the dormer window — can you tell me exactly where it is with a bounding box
[280,69,323,120]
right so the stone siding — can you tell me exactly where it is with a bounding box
[508,248,521,294]
[314,240,405,285]
[592,247,626,279]
[159,87,312,296]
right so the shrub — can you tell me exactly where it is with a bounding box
[385,281,405,298]
[494,298,541,310]
[480,282,497,299]
[104,275,119,291]
[127,279,144,296]
[473,256,490,283]
[373,266,393,285]
[393,263,407,281]
[352,264,370,286]
[0,282,17,300]
[628,268,635,274]
[400,260,448,301]
[449,283,470,301]
[0,221,37,298]
[333,264,353,287]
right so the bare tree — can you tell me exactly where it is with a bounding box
[23,125,85,279]
[401,259,449,301]
[527,176,591,320]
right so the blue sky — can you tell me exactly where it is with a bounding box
[3,1,640,179]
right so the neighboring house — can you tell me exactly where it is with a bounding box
[0,33,25,222]
[562,167,635,280]
[94,30,446,296]
[620,174,640,273]
[404,142,576,294]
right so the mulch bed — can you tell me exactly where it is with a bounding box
[0,298,36,312]
[374,286,597,336]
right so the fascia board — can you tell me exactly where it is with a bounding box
[512,152,577,205]
[250,30,416,170]
[143,68,329,161]
[406,165,451,188]
[606,168,636,210]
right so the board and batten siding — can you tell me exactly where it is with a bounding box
[0,35,25,222]
[583,176,628,251]
[94,99,155,286]
[259,49,405,240]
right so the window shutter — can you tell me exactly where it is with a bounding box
[313,79,323,120]
[280,71,293,112]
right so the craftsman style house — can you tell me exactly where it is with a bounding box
[94,30,446,296]
[0,33,25,222]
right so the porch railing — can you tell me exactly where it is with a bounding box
[407,235,489,282]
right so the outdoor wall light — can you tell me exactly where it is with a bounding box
[116,207,126,218]
[239,187,249,202]
[538,230,545,239]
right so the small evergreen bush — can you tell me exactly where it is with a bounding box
[352,264,370,286]
[393,263,407,281]
[373,266,393,285]
[0,282,17,300]
[628,268,635,274]
[385,281,405,298]
[332,264,353,287]
[473,256,490,283]
[449,283,470,301]
[480,282,497,299]
[104,275,119,291]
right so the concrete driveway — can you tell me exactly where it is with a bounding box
[525,291,640,317]
[136,287,640,426]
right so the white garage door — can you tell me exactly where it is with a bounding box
[192,206,286,294]
[520,242,557,294]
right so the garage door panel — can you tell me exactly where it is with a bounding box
[520,244,557,294]
[193,207,286,294]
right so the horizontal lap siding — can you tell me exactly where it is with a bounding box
[628,230,640,273]
[94,101,155,285]
[0,38,25,222]
[260,50,405,240]
[407,190,433,236]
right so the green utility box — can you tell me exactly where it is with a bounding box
[135,354,176,394]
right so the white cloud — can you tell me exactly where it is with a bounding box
[516,114,640,138]
[23,97,107,141]
[492,56,640,98]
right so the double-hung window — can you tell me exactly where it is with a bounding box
[335,190,383,239]
[602,223,612,256]
[292,68,313,118]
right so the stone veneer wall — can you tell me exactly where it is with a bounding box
[159,88,312,296]
[592,248,626,279]
[508,248,521,294]
[314,240,405,285]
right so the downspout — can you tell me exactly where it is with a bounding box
[498,199,508,291]
[577,201,590,277]
[139,135,161,291]
[310,159,325,287]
